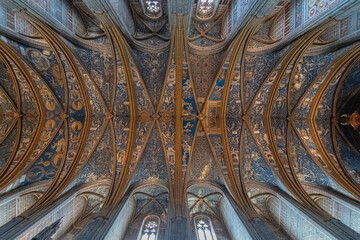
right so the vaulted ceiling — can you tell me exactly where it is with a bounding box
[0,0,360,234]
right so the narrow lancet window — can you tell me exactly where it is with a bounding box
[195,217,217,240]
[138,216,160,240]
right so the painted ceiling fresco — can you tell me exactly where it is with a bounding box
[1,0,360,238]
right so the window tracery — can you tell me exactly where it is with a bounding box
[198,0,214,15]
[195,217,217,240]
[196,0,219,19]
[140,0,163,18]
[144,0,160,14]
[138,216,160,240]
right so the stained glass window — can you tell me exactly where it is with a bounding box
[197,0,215,16]
[139,217,159,240]
[195,218,217,240]
[144,0,160,14]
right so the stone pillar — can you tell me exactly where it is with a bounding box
[274,187,360,240]
[167,216,193,240]
[0,181,50,227]
[0,184,87,239]
[75,190,135,240]
[221,194,284,240]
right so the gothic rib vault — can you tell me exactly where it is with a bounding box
[1,0,360,239]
